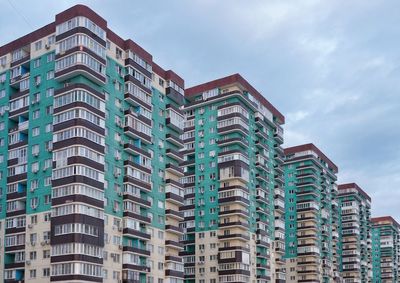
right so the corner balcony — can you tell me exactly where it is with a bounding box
[55,52,106,85]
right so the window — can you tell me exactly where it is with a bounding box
[46,87,54,97]
[29,269,36,278]
[0,56,6,66]
[48,35,56,45]
[45,123,52,133]
[33,58,40,68]
[32,92,40,103]
[34,75,41,86]
[47,53,54,62]
[32,127,40,137]
[44,213,51,222]
[32,162,39,172]
[43,250,50,259]
[29,233,37,245]
[30,197,39,209]
[33,110,40,119]
[43,268,50,277]
[35,41,42,50]
[31,215,38,224]
[46,70,54,80]
[44,194,51,205]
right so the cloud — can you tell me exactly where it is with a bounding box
[1,0,399,220]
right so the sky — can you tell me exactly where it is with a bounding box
[1,0,399,220]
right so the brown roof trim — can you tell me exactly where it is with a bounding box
[371,216,400,228]
[107,28,125,49]
[0,4,179,80]
[1,4,107,57]
[55,4,107,29]
[338,183,371,201]
[123,39,152,64]
[0,23,55,57]
[185,73,284,124]
[284,143,338,173]
[153,62,185,89]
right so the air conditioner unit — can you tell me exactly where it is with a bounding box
[115,156,120,160]
[118,245,123,250]
[45,43,50,50]
[32,168,38,173]
[28,224,33,229]
[113,79,117,84]
[33,152,39,157]
[41,241,46,246]
[26,260,31,265]
[30,188,35,193]
[31,242,36,246]
[118,227,123,232]
[45,240,50,245]
[118,192,123,197]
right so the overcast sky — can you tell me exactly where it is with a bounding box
[1,0,399,220]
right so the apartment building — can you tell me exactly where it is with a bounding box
[338,183,372,282]
[283,143,340,283]
[371,216,400,283]
[0,5,185,283]
[180,74,286,283]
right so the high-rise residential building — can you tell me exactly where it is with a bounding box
[371,216,400,283]
[338,183,372,282]
[0,5,186,283]
[180,74,286,283]
[283,143,340,283]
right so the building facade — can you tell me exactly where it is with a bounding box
[338,183,372,282]
[0,5,185,283]
[371,216,400,283]
[283,144,340,283]
[180,74,286,283]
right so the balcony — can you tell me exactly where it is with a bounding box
[166,107,184,133]
[274,188,285,199]
[55,52,106,85]
[165,163,184,177]
[165,225,184,235]
[166,148,184,163]
[274,199,285,214]
[275,220,285,230]
[274,125,284,144]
